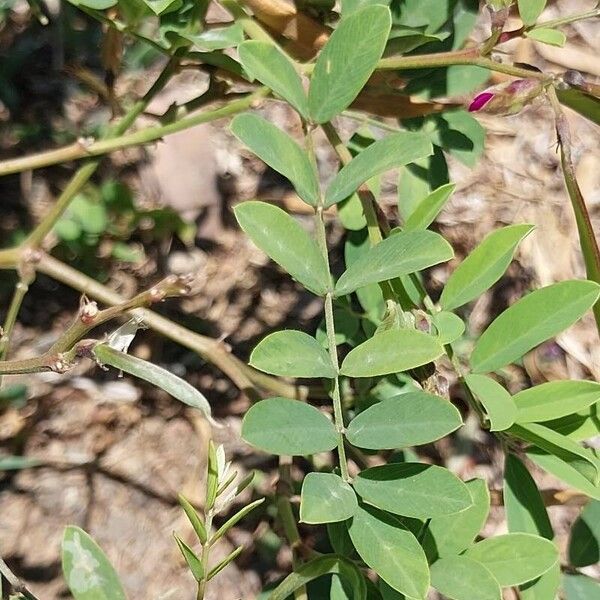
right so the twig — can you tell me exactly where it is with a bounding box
[547,85,600,335]
[0,251,303,399]
[0,557,41,600]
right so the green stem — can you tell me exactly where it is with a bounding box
[0,278,32,362]
[532,7,600,31]
[376,50,549,80]
[314,207,350,482]
[197,510,214,600]
[0,88,269,179]
[547,85,600,336]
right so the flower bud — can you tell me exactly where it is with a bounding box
[468,78,544,116]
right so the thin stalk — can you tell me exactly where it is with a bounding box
[24,252,300,399]
[0,557,40,600]
[533,7,600,31]
[304,121,350,482]
[220,0,277,44]
[314,207,350,482]
[0,88,269,178]
[197,510,213,600]
[0,278,32,362]
[547,85,600,335]
[376,51,549,81]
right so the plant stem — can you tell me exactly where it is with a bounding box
[313,206,350,482]
[0,251,301,398]
[0,557,40,600]
[533,7,600,31]
[547,85,600,335]
[197,509,213,600]
[0,87,269,179]
[0,278,32,362]
[376,50,549,81]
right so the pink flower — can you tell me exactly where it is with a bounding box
[468,79,544,115]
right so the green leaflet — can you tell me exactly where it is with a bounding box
[308,5,391,123]
[62,526,126,600]
[349,504,429,599]
[346,391,462,450]
[238,41,309,118]
[231,115,320,206]
[325,133,433,207]
[440,224,534,311]
[334,230,452,297]
[234,201,330,295]
[353,463,472,519]
[300,473,358,524]
[471,280,600,373]
[250,330,336,378]
[241,397,337,456]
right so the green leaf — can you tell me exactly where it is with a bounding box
[300,473,358,524]
[341,329,444,377]
[62,526,126,600]
[327,521,355,557]
[432,311,465,345]
[346,391,462,450]
[509,423,599,486]
[440,224,534,311]
[267,555,366,600]
[68,0,116,8]
[178,494,207,544]
[238,41,309,118]
[354,463,472,519]
[230,115,319,206]
[334,230,452,296]
[144,0,180,15]
[250,330,335,378]
[92,344,213,422]
[526,28,566,47]
[325,133,433,207]
[207,545,243,580]
[464,374,516,431]
[212,498,265,543]
[568,500,600,567]
[504,454,553,540]
[234,201,329,295]
[544,407,600,441]
[557,88,600,127]
[471,280,600,373]
[308,5,391,123]
[514,381,600,423]
[439,110,485,168]
[519,563,561,600]
[241,397,337,455]
[348,504,429,599]
[518,0,546,26]
[403,183,455,231]
[526,447,600,501]
[174,534,204,581]
[0,455,42,470]
[430,556,501,600]
[426,478,490,559]
[563,574,600,600]
[464,533,558,586]
[180,23,244,50]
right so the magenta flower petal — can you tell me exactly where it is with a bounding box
[468,92,494,112]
